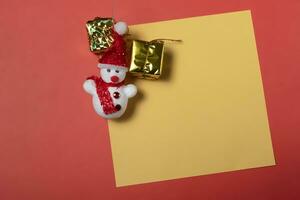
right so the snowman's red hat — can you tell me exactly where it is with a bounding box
[98,30,128,71]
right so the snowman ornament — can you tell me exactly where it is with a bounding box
[83,22,137,119]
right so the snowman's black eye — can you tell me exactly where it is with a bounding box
[115,70,119,73]
[107,69,111,72]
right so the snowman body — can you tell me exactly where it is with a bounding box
[83,66,137,119]
[91,84,136,118]
[93,86,127,118]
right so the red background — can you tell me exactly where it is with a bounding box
[0,0,299,199]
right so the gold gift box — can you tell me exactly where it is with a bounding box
[86,17,115,54]
[128,40,165,79]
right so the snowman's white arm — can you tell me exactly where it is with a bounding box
[123,84,137,98]
[83,79,97,96]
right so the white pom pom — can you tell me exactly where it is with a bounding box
[83,80,96,95]
[123,84,137,98]
[114,21,128,35]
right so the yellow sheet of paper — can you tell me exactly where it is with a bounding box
[109,10,275,187]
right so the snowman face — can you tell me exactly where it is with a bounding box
[100,66,127,84]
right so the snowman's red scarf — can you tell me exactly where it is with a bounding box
[87,76,124,115]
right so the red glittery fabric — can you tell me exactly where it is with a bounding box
[99,30,127,67]
[87,76,124,115]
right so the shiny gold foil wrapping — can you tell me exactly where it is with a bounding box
[128,40,164,79]
[86,18,115,53]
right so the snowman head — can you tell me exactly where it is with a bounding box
[98,64,128,84]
